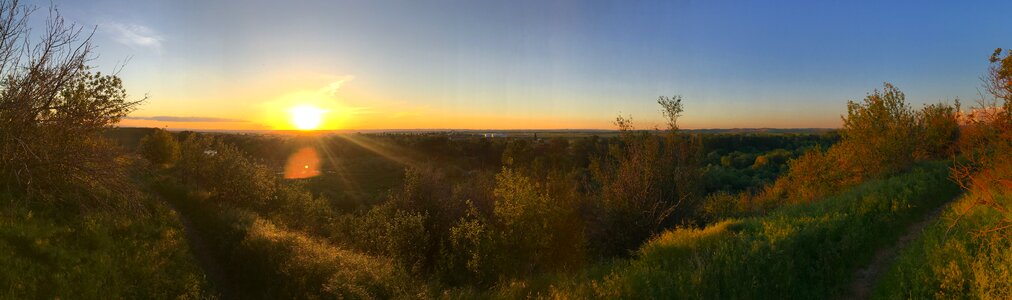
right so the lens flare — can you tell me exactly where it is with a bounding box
[284,147,321,179]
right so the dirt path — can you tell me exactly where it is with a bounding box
[162,199,235,299]
[841,199,954,299]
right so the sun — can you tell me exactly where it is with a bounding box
[289,104,327,130]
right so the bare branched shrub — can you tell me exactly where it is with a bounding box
[0,0,142,209]
[950,48,1012,236]
[589,95,703,257]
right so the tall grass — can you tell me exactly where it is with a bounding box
[538,161,959,299]
[0,193,212,299]
[873,192,1012,299]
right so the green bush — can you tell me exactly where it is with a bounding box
[700,191,741,222]
[758,84,959,208]
[139,128,181,167]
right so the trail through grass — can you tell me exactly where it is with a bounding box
[504,161,961,299]
[872,192,1012,299]
[160,195,234,299]
[844,195,957,299]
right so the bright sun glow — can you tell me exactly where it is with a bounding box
[289,105,327,130]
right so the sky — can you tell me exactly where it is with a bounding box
[31,0,1012,130]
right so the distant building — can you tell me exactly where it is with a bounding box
[203,149,218,156]
[483,133,508,138]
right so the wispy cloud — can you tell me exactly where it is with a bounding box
[105,22,163,52]
[125,116,248,122]
[319,75,356,96]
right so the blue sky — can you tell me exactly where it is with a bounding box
[33,0,1012,129]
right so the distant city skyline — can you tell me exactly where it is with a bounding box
[35,0,1012,130]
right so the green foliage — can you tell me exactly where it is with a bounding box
[755,83,960,208]
[0,194,211,298]
[546,162,959,299]
[158,173,424,298]
[700,191,743,222]
[917,102,960,159]
[877,50,1012,299]
[951,49,1012,235]
[776,146,856,203]
[487,168,583,279]
[163,134,432,297]
[175,135,331,232]
[986,48,1012,102]
[589,126,704,257]
[840,83,920,177]
[140,128,181,167]
[0,2,143,202]
[0,71,142,206]
[874,193,1012,299]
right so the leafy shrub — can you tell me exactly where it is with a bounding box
[839,83,920,176]
[700,191,743,222]
[757,83,959,207]
[480,168,583,280]
[916,102,960,159]
[140,128,181,167]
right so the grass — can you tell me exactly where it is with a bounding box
[154,176,428,299]
[873,192,1012,299]
[498,161,961,299]
[0,194,212,299]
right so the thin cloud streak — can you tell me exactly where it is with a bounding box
[320,75,355,96]
[105,22,163,51]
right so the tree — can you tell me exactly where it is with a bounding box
[760,83,926,205]
[838,83,919,176]
[140,129,180,166]
[0,0,142,207]
[985,48,1012,105]
[657,95,684,131]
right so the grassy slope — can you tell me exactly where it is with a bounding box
[0,195,212,299]
[530,161,960,299]
[153,177,428,299]
[873,192,1012,299]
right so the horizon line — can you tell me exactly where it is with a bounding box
[113,126,840,133]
